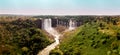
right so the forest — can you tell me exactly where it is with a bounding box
[0,15,120,55]
[50,16,120,55]
[0,16,51,55]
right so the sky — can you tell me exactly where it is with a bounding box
[0,0,120,15]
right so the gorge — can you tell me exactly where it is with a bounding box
[0,15,120,55]
[38,18,76,55]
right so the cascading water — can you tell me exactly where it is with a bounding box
[38,18,76,55]
[43,19,52,30]
[69,19,76,30]
[38,19,61,55]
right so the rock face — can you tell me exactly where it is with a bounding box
[34,19,42,28]
[34,18,82,30]
[51,19,57,27]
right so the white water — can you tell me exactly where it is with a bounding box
[37,19,61,55]
[69,19,76,30]
[38,19,76,55]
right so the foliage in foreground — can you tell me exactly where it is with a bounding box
[51,18,120,55]
[0,19,51,55]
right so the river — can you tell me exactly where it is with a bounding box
[37,18,75,55]
[37,19,61,55]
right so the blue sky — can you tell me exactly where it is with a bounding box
[0,0,120,15]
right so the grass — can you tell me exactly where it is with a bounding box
[51,21,120,55]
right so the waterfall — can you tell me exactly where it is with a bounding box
[38,18,61,55]
[38,18,76,55]
[43,19,52,30]
[69,19,76,30]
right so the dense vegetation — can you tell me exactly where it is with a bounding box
[50,18,120,55]
[0,18,51,55]
[1,15,120,55]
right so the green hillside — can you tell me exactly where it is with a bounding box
[50,18,120,55]
[0,19,51,55]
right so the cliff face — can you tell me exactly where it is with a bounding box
[34,19,42,29]
[34,18,82,30]
[51,19,57,27]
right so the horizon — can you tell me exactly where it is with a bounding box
[1,13,120,16]
[0,0,120,15]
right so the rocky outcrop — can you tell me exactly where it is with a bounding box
[34,18,83,30]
